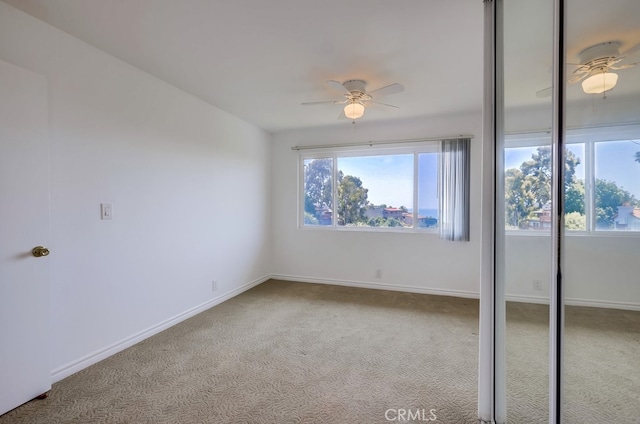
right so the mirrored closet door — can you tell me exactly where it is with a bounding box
[491,0,640,422]
[562,0,640,421]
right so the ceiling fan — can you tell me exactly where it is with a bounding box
[536,41,640,98]
[302,80,404,120]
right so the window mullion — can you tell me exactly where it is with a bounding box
[413,152,418,229]
[299,156,304,228]
[331,154,338,228]
[586,141,595,232]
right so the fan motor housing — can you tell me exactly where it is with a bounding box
[343,80,367,95]
[579,42,620,65]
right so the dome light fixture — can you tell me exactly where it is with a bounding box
[581,69,618,94]
[344,101,365,120]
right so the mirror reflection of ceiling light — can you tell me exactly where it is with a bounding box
[344,101,365,120]
[581,70,618,94]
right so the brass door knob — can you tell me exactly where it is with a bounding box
[32,246,50,257]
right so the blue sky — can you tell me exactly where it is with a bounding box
[337,153,439,210]
[338,155,412,208]
[595,140,640,197]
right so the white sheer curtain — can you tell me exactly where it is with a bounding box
[439,138,471,241]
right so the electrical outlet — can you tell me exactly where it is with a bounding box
[533,280,542,291]
[212,280,217,292]
[375,269,382,279]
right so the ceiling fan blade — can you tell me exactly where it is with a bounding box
[368,83,404,98]
[370,100,399,109]
[610,62,638,70]
[572,65,590,75]
[621,42,640,58]
[326,80,351,95]
[546,64,580,74]
[568,73,588,84]
[536,87,552,98]
[301,100,341,106]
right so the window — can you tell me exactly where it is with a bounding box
[417,153,440,228]
[594,140,640,231]
[503,128,640,233]
[503,143,585,231]
[301,146,440,230]
[302,158,333,226]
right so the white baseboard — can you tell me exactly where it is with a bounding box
[272,274,640,311]
[270,274,481,300]
[505,294,550,305]
[506,293,640,311]
[51,274,270,383]
[564,297,640,311]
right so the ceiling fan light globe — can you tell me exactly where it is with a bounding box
[582,71,618,94]
[344,102,365,120]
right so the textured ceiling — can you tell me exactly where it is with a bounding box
[3,0,639,133]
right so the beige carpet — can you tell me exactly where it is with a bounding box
[1,280,479,424]
[506,302,640,423]
[2,280,638,423]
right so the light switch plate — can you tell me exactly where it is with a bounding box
[101,203,113,220]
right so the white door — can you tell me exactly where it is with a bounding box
[0,59,51,415]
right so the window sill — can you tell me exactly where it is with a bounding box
[299,225,439,235]
[505,230,640,238]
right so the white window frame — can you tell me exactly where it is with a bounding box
[504,124,640,237]
[298,143,440,233]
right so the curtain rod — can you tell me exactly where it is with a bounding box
[291,134,474,151]
[505,120,640,136]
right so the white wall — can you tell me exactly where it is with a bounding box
[0,2,272,380]
[505,234,640,309]
[271,112,484,297]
